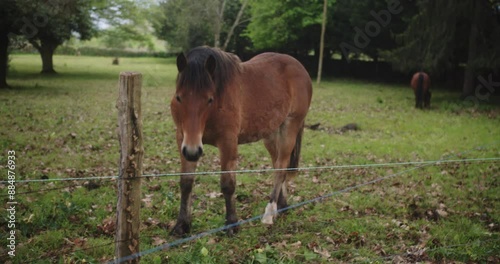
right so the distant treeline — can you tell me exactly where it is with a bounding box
[13,45,177,58]
[11,43,499,93]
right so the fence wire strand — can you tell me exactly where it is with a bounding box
[2,157,499,184]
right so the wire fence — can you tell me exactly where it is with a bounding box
[6,142,499,263]
[2,157,499,184]
[108,151,499,263]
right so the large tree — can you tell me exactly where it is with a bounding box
[383,0,500,97]
[12,0,95,74]
[333,0,415,62]
[96,0,157,51]
[245,0,328,55]
[153,0,250,51]
[0,0,22,88]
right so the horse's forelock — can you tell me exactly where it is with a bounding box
[177,47,241,96]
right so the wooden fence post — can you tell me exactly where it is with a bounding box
[115,72,143,263]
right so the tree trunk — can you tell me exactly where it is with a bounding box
[316,0,328,84]
[0,31,9,88]
[213,0,226,48]
[462,0,480,98]
[32,39,58,74]
[40,42,57,74]
[222,0,248,51]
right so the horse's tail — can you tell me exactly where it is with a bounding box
[287,122,303,179]
[415,72,424,108]
[416,73,424,108]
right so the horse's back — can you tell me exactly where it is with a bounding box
[236,53,312,143]
[243,52,312,103]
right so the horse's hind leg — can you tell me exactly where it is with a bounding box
[262,120,302,225]
[263,137,288,210]
[414,92,421,109]
[424,90,431,109]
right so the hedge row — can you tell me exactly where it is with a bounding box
[57,46,176,58]
[13,45,176,58]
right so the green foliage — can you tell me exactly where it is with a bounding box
[332,0,415,60]
[0,0,22,33]
[153,0,214,50]
[383,0,500,74]
[14,0,96,45]
[94,0,158,51]
[246,0,328,52]
[100,27,155,51]
[153,0,250,51]
[154,0,223,51]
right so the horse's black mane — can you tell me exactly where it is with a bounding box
[177,46,241,96]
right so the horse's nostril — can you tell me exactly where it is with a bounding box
[182,146,187,157]
[198,147,203,156]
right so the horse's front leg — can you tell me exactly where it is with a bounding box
[218,140,239,235]
[171,157,198,236]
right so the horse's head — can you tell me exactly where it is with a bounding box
[171,52,217,162]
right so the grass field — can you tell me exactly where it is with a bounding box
[0,54,499,263]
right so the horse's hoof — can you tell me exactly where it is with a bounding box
[170,221,191,237]
[277,201,288,211]
[225,225,240,236]
[225,218,240,236]
[262,202,277,225]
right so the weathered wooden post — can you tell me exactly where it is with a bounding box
[115,72,143,263]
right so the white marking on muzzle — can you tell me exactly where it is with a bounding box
[181,133,204,161]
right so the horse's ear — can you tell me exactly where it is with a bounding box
[205,55,216,78]
[177,52,187,72]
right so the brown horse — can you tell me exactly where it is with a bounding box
[170,46,312,236]
[410,71,431,109]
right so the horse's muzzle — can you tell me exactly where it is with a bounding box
[182,145,203,162]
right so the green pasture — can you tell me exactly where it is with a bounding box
[0,54,499,263]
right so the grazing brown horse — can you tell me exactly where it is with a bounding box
[410,71,431,109]
[170,46,312,236]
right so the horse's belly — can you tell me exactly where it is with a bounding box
[238,111,287,144]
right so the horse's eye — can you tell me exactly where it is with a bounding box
[208,97,214,105]
[176,95,181,103]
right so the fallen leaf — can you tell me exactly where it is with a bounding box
[313,246,331,258]
[291,241,302,248]
[436,209,448,217]
[152,237,167,246]
[207,238,217,245]
[148,184,161,191]
[144,217,161,226]
[206,191,222,198]
[97,217,115,235]
[142,194,154,208]
[200,247,209,256]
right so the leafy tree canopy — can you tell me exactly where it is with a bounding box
[153,0,214,51]
[383,0,500,74]
[11,0,96,73]
[153,0,250,52]
[96,0,158,50]
[245,0,329,53]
